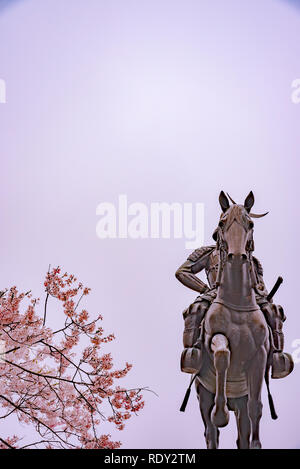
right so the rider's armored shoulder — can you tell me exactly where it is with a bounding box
[252,256,263,277]
[187,245,215,262]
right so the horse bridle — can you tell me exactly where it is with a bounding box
[214,215,258,288]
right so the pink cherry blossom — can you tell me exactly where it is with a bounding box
[0,267,145,449]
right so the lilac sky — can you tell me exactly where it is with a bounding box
[0,0,300,448]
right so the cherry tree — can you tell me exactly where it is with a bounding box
[0,267,145,449]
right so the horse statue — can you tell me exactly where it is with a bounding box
[176,191,293,449]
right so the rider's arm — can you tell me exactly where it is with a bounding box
[253,256,269,298]
[256,275,269,298]
[175,249,211,293]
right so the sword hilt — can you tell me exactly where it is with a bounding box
[267,276,283,302]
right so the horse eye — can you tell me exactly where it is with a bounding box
[249,220,254,229]
[219,220,225,228]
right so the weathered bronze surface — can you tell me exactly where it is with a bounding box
[176,191,293,449]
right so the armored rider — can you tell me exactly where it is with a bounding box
[176,206,293,380]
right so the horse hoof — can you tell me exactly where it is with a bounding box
[211,405,229,428]
[250,440,262,449]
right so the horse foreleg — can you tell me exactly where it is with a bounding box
[196,380,219,449]
[247,345,267,449]
[210,334,230,428]
[232,397,250,449]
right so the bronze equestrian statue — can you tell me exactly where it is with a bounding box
[176,191,293,449]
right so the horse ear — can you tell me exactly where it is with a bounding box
[244,191,255,212]
[219,191,230,213]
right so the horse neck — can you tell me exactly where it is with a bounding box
[216,255,257,308]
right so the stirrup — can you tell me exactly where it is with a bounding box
[181,347,201,374]
[271,352,294,379]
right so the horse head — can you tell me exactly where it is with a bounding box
[213,191,268,264]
